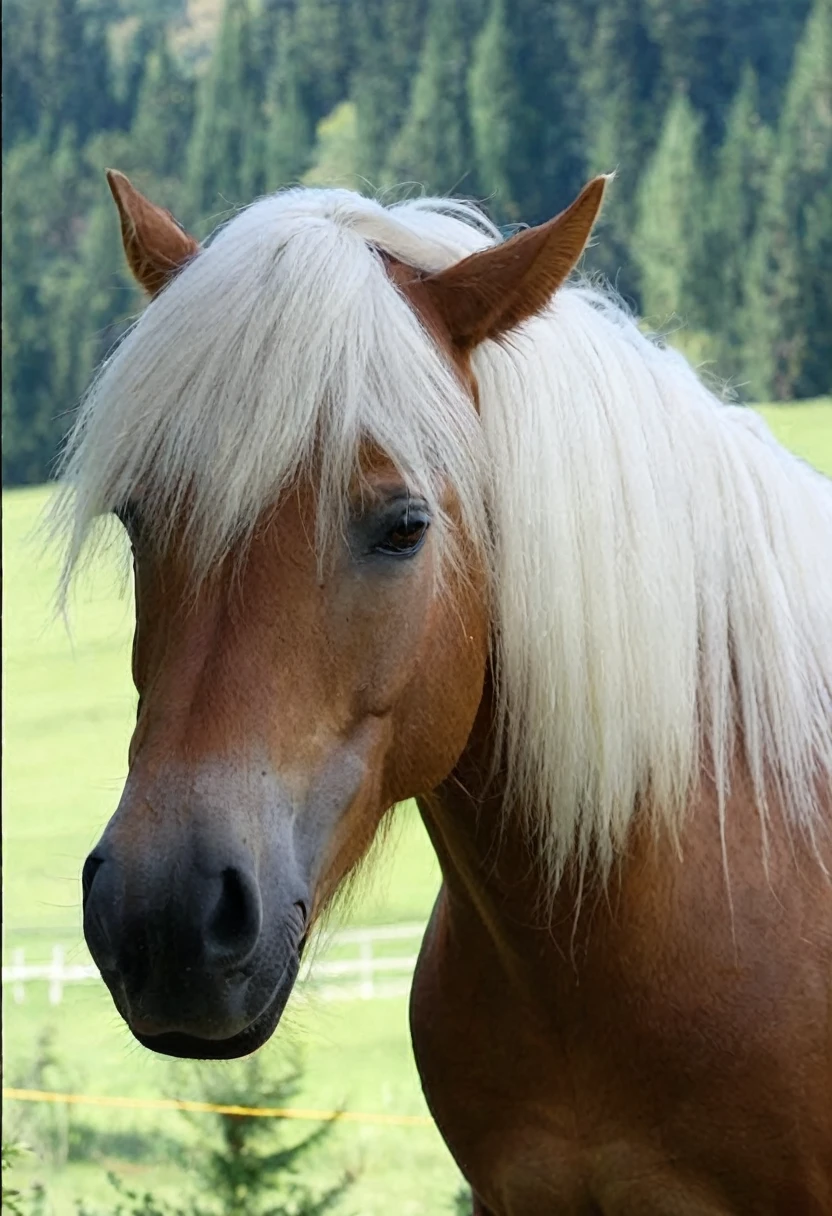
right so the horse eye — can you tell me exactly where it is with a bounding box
[374,510,430,557]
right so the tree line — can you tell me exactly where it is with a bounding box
[3,0,830,485]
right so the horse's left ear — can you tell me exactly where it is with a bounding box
[423,175,610,350]
[106,169,200,297]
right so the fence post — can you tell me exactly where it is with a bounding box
[48,944,65,1005]
[359,937,374,1000]
[12,948,25,1004]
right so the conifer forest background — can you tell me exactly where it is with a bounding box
[3,0,831,487]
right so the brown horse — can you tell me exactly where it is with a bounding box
[56,169,832,1214]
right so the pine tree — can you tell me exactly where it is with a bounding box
[245,0,286,102]
[48,201,136,439]
[131,33,195,181]
[468,0,521,219]
[78,2,116,138]
[292,0,354,125]
[243,0,299,196]
[632,90,708,328]
[581,0,662,292]
[1,129,95,484]
[177,1054,352,1216]
[742,0,832,399]
[351,0,429,182]
[646,0,813,143]
[2,136,58,484]
[705,66,772,380]
[467,0,589,225]
[260,12,315,191]
[387,0,476,195]
[487,0,584,224]
[186,0,260,217]
[36,0,112,148]
[2,0,46,148]
[118,17,169,132]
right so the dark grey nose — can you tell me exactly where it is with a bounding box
[82,848,263,980]
[78,772,313,1056]
[79,810,310,1053]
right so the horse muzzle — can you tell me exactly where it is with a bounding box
[82,814,310,1060]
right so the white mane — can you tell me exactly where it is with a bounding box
[56,186,832,880]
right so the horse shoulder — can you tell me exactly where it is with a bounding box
[410,777,832,1214]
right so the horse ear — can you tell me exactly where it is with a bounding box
[422,176,610,350]
[106,169,199,297]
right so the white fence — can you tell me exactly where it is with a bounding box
[2,923,425,1006]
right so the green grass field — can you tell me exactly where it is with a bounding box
[756,398,832,471]
[4,398,831,1212]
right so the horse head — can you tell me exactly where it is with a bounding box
[72,169,605,1058]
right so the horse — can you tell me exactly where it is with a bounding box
[55,167,832,1215]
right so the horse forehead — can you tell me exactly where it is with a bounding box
[137,470,387,630]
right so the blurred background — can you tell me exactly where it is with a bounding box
[2,0,830,1212]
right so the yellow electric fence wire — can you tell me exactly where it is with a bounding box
[2,1088,434,1129]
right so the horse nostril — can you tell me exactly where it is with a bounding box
[206,867,262,966]
[82,853,105,908]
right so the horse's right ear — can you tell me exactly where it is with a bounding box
[422,176,610,351]
[106,169,199,297]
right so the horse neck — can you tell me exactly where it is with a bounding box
[416,669,546,934]
[416,669,832,949]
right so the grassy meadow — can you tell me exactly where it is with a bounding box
[756,399,832,472]
[3,398,831,1211]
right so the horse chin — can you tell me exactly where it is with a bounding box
[128,943,305,1061]
[132,994,283,1060]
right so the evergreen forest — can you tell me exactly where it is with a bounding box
[3,0,831,485]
